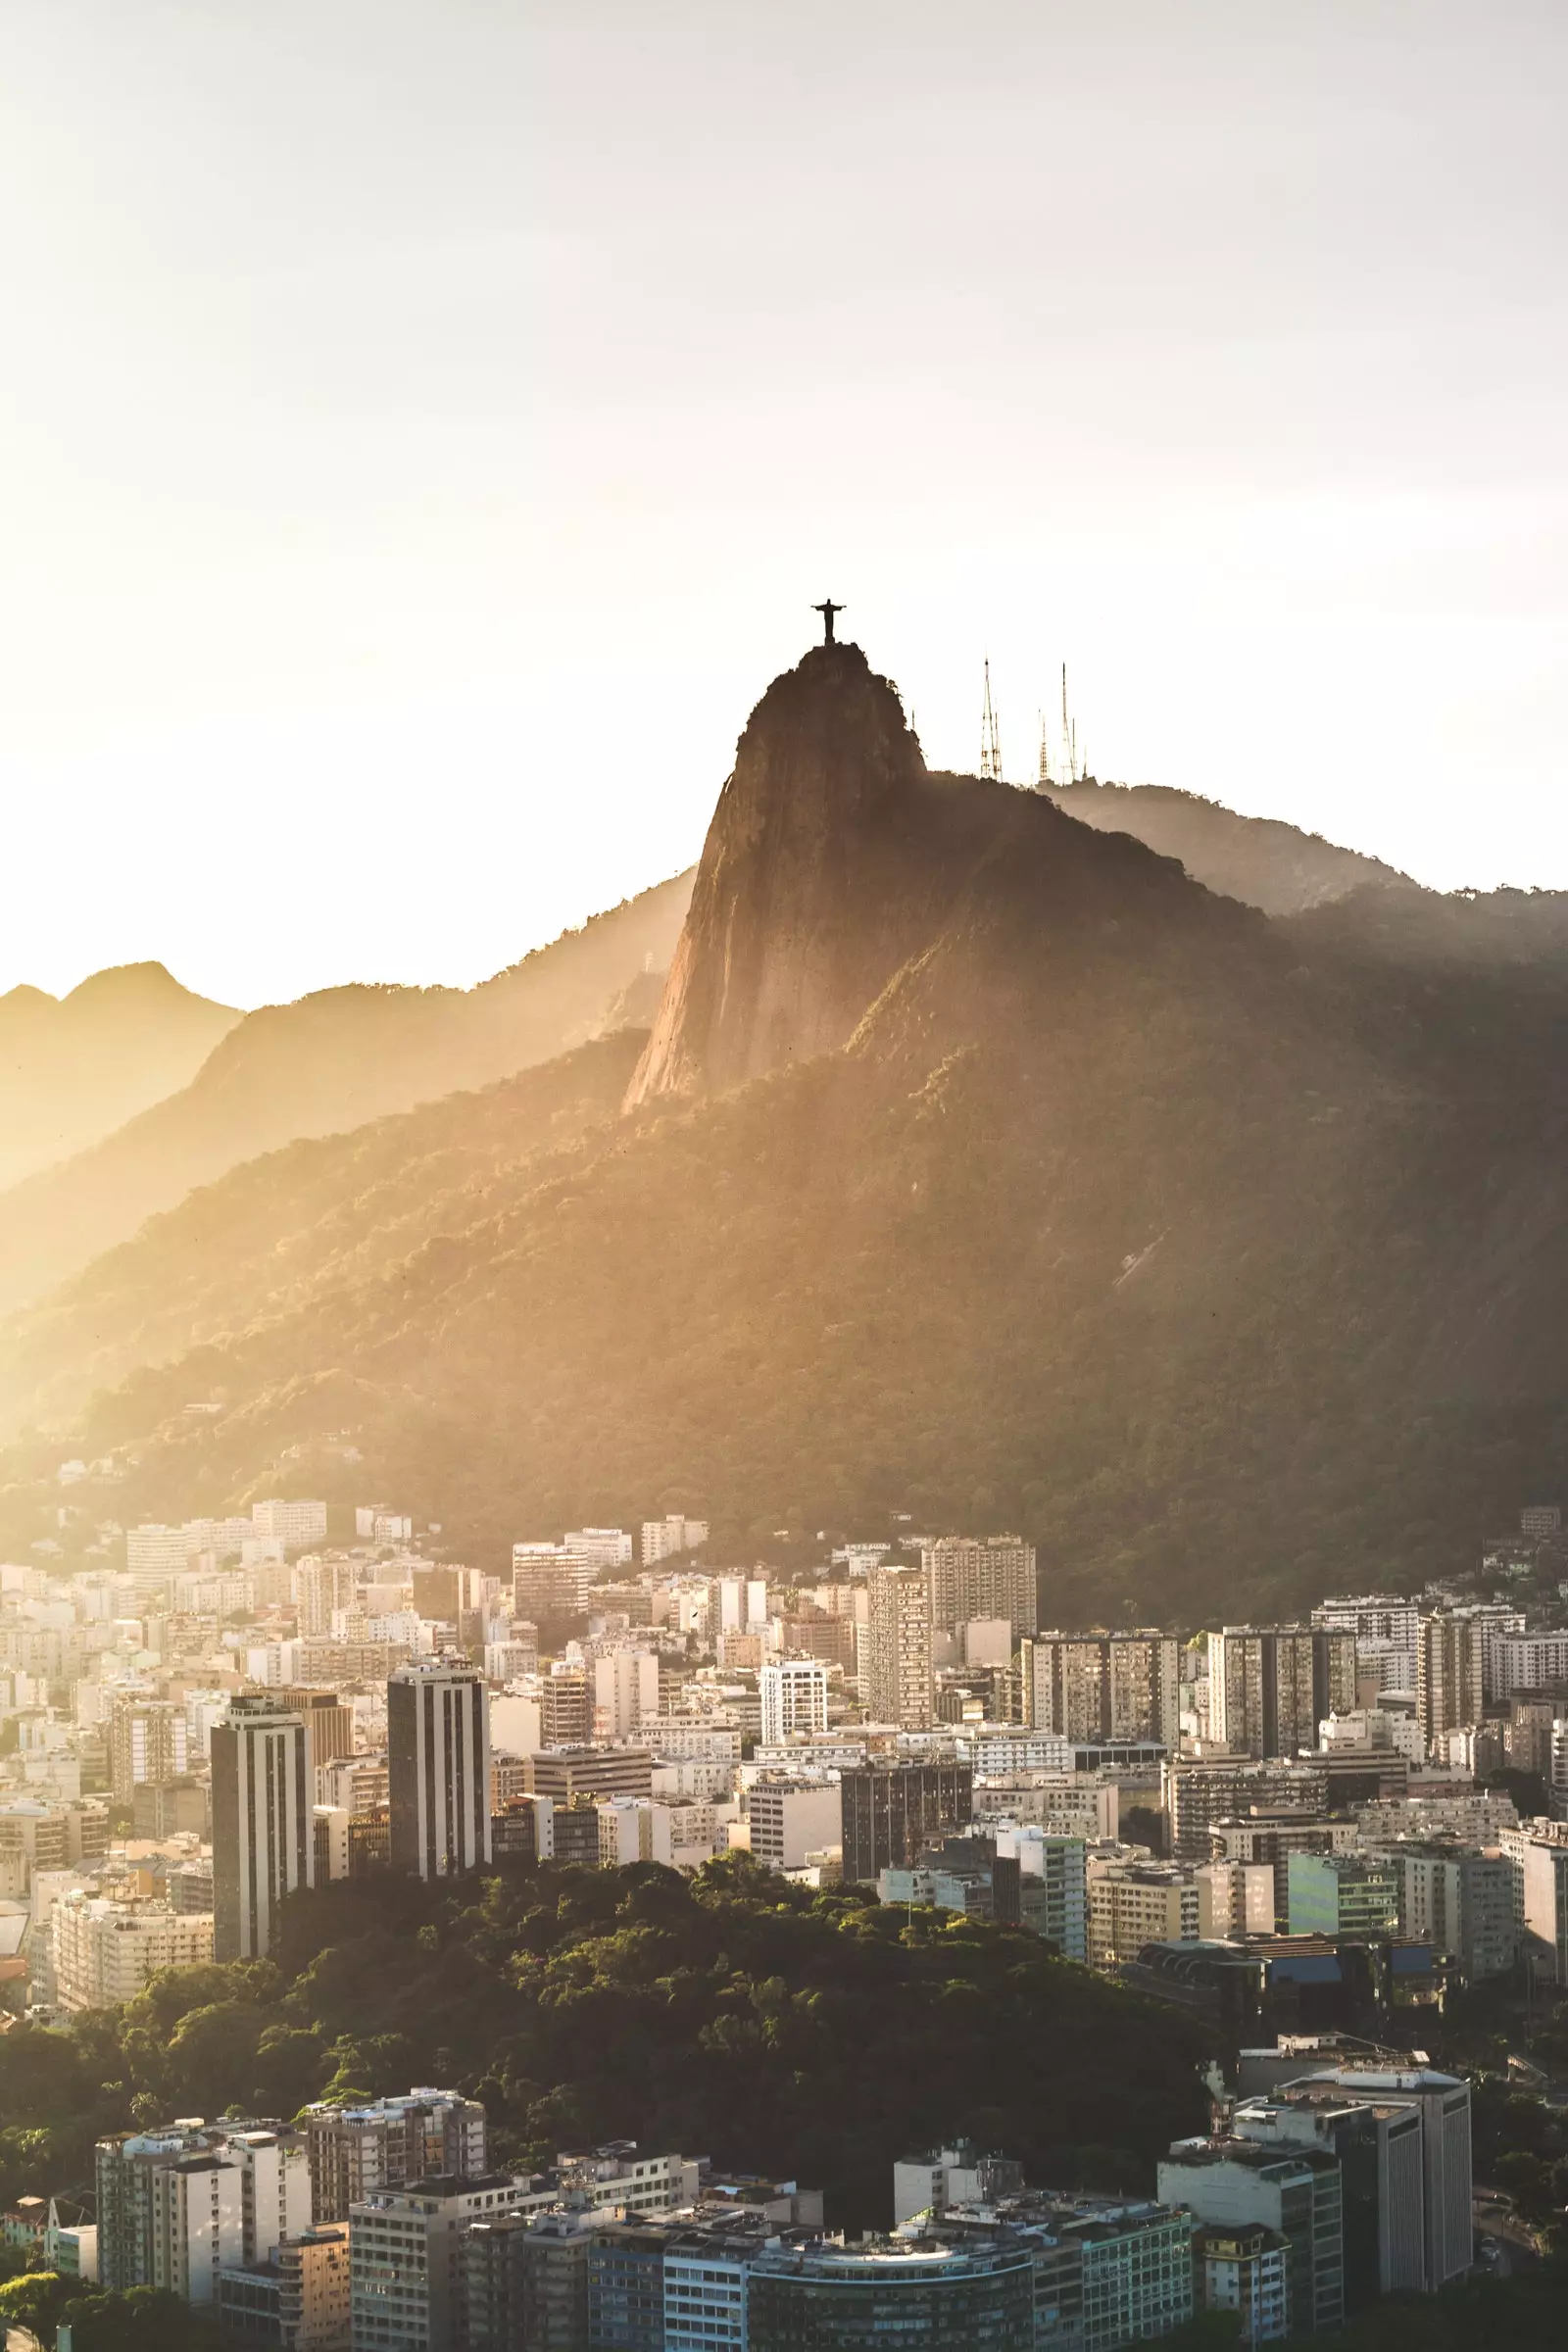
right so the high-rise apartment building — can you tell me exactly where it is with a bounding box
[303,2090,487,2223]
[1309,1596,1422,1695]
[350,2174,522,2352]
[1163,1757,1329,1862]
[295,1553,360,1639]
[212,1696,314,1962]
[1297,2065,1473,2293]
[513,1544,594,1623]
[1206,1628,1356,1760]
[865,1563,934,1730]
[388,1658,491,1881]
[1023,1632,1180,1745]
[922,1537,1038,1638]
[109,1697,189,1804]
[840,1760,973,1884]
[760,1659,830,1746]
[594,1651,661,1740]
[124,1523,194,1594]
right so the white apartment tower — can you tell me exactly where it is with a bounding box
[212,1696,314,1962]
[760,1659,830,1747]
[388,1657,492,1880]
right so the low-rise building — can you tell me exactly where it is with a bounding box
[53,1892,214,2012]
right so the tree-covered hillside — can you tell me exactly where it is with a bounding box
[0,1860,1209,2230]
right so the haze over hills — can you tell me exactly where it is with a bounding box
[11,637,1568,1623]
[0,961,239,1191]
[0,873,693,1319]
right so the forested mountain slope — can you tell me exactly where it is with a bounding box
[0,873,692,1318]
[13,644,1568,1618]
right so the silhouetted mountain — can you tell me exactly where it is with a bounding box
[0,962,239,1190]
[0,874,693,1317]
[11,641,1568,1620]
[1036,776,1409,915]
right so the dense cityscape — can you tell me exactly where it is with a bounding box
[2,1493,1566,2345]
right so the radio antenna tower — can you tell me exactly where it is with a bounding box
[1058,662,1083,787]
[1037,709,1052,789]
[980,660,1003,781]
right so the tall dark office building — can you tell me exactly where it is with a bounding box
[212,1695,314,1961]
[839,1760,973,1884]
[388,1656,492,1880]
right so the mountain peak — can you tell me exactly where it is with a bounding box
[626,641,927,1105]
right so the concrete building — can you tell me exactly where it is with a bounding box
[1087,1859,1200,1967]
[594,1651,661,1740]
[1207,1628,1356,1761]
[526,1745,653,1806]
[992,1826,1090,1960]
[388,1657,491,1881]
[1022,1632,1180,1746]
[1298,2066,1473,2292]
[253,1498,329,1546]
[760,1659,830,1747]
[513,1543,595,1623]
[1491,1630,1568,1697]
[1367,1839,1518,1981]
[749,1778,843,1874]
[1417,1608,1524,1752]
[1286,1852,1400,1937]
[212,1695,314,1961]
[597,1795,674,1867]
[1501,1817,1568,1982]
[109,1697,189,1804]
[1309,1596,1423,1698]
[893,2143,1025,2224]
[350,2174,521,2352]
[303,2091,487,2224]
[53,1892,214,2011]
[1230,2088,1423,2311]
[745,2232,1037,2350]
[1195,2224,1290,2345]
[640,1516,709,1567]
[865,1563,934,1731]
[840,1760,973,1884]
[922,1536,1038,1640]
[1164,1759,1329,1862]
[1158,2138,1344,2336]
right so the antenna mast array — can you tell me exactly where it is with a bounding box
[980,660,1003,782]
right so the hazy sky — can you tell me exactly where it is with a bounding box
[3,1,1565,1005]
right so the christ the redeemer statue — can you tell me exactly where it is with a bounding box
[812,599,843,644]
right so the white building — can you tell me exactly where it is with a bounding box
[351,2175,521,2351]
[566,1527,634,1569]
[598,1795,675,1867]
[748,1778,843,1874]
[594,1651,661,1740]
[212,1696,314,1961]
[388,1658,491,1881]
[124,1524,193,1593]
[1491,1632,1568,1698]
[1298,2066,1473,2291]
[760,1659,830,1747]
[1500,1818,1568,1983]
[641,1516,709,1567]
[149,2154,245,2304]
[252,1498,329,1547]
[53,1894,214,2012]
[1310,1594,1423,1694]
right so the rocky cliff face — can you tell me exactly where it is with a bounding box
[627,642,933,1103]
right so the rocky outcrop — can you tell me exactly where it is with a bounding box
[627,642,932,1103]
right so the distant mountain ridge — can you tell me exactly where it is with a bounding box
[1035,776,1410,916]
[10,640,1568,1625]
[0,875,693,1318]
[0,961,239,1191]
